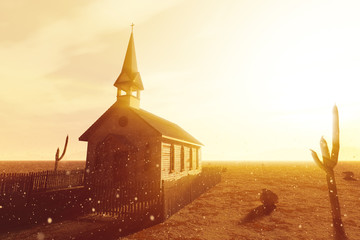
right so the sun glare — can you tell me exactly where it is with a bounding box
[1,0,360,161]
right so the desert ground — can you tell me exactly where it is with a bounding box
[122,161,360,240]
[1,161,360,240]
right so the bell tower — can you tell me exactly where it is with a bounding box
[114,24,144,109]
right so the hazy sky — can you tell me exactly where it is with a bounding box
[1,0,360,161]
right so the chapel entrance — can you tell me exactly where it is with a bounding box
[94,134,135,184]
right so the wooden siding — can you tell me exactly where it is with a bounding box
[192,148,197,170]
[180,146,185,171]
[161,141,201,181]
[189,147,193,170]
[170,144,175,172]
[174,145,181,172]
[161,143,171,179]
[184,147,190,171]
[197,148,202,169]
[196,148,199,169]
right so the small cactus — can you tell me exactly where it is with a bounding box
[310,105,348,240]
[54,135,69,171]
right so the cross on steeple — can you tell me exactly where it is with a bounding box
[130,23,134,32]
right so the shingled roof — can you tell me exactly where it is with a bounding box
[79,104,202,146]
[132,108,202,145]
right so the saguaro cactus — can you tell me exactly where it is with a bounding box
[54,135,69,171]
[310,105,348,240]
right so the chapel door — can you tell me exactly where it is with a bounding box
[113,150,130,182]
[94,134,135,184]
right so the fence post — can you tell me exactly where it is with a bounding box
[27,173,34,203]
[190,177,192,202]
[44,171,49,191]
[161,180,167,221]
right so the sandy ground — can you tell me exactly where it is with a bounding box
[2,161,360,240]
[121,161,360,240]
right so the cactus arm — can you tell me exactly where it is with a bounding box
[320,137,336,169]
[55,148,60,160]
[54,135,69,171]
[58,135,69,161]
[320,137,330,160]
[310,149,327,172]
[331,105,339,164]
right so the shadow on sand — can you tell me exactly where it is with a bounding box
[239,189,278,225]
[239,204,276,224]
[342,171,357,181]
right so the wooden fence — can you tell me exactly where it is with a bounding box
[90,180,163,221]
[90,167,222,222]
[162,167,222,218]
[0,167,221,234]
[0,170,86,230]
[0,170,85,196]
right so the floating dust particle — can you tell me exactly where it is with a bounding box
[37,232,45,240]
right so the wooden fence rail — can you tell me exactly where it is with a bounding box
[90,180,162,220]
[90,168,222,222]
[0,167,221,234]
[162,167,222,218]
[0,170,85,196]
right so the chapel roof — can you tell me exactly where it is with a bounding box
[79,104,202,146]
